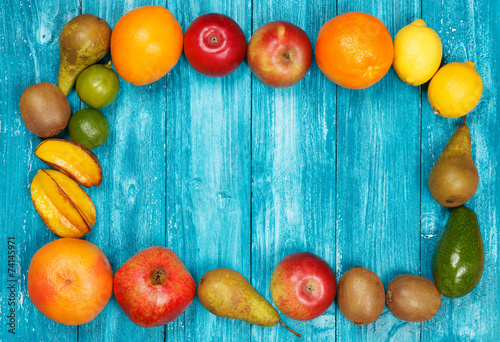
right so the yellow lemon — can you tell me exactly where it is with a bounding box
[428,61,483,118]
[393,19,442,86]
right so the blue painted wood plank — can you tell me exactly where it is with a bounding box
[166,1,252,341]
[0,1,81,341]
[334,1,422,341]
[421,0,500,340]
[75,1,168,342]
[250,2,337,341]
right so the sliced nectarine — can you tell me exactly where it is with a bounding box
[45,170,96,227]
[30,169,95,238]
[35,138,102,187]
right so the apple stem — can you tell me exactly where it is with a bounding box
[279,319,301,338]
[150,267,167,285]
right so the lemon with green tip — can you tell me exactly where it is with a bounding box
[393,19,442,86]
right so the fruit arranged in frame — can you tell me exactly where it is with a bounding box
[111,6,183,86]
[76,63,120,109]
[247,21,312,88]
[432,205,484,298]
[31,169,96,238]
[386,274,441,322]
[184,13,247,77]
[315,12,394,89]
[68,108,110,150]
[58,14,112,96]
[35,138,102,187]
[393,19,442,86]
[428,61,483,118]
[270,252,336,321]
[113,247,196,327]
[337,266,385,326]
[27,238,113,325]
[197,268,300,337]
[428,124,478,207]
[19,82,71,138]
[14,9,490,334]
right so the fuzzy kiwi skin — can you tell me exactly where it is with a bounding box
[20,82,71,138]
[337,266,385,326]
[386,274,441,322]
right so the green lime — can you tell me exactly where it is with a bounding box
[68,108,110,150]
[76,63,120,109]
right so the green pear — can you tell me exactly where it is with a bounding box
[197,268,300,336]
[58,14,111,95]
[428,124,479,207]
[432,205,484,297]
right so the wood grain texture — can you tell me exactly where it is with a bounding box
[0,0,499,341]
[250,1,337,341]
[0,1,81,341]
[166,1,252,341]
[76,1,168,342]
[334,1,422,341]
[421,0,500,340]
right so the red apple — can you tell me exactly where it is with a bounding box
[184,13,247,77]
[247,21,312,88]
[270,252,336,321]
[113,246,196,327]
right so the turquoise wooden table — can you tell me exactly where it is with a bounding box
[1,0,499,341]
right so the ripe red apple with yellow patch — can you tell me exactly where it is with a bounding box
[247,21,312,88]
[113,246,196,327]
[270,252,336,321]
[184,13,247,77]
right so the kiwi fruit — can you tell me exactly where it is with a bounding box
[20,82,71,138]
[386,274,441,322]
[337,266,385,326]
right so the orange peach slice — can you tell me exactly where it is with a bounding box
[30,169,95,238]
[45,170,96,227]
[35,138,102,187]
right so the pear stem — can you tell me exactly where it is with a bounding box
[463,115,467,125]
[279,320,301,338]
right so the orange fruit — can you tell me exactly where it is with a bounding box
[27,238,113,325]
[110,6,183,86]
[315,12,394,89]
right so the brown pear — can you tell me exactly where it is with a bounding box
[428,124,478,207]
[58,14,111,95]
[197,268,300,336]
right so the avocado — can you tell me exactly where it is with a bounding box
[431,205,484,297]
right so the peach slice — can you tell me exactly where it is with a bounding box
[35,138,102,187]
[30,169,96,238]
[45,170,96,227]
